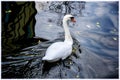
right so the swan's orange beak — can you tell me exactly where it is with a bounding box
[71,17,76,22]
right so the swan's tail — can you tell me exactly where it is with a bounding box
[42,57,47,61]
[42,56,52,61]
[42,56,59,62]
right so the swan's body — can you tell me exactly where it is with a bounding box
[42,14,76,62]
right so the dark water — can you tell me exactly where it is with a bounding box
[2,1,118,78]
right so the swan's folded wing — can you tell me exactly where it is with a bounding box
[44,42,72,61]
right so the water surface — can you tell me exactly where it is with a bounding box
[2,1,118,78]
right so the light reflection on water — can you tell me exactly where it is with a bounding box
[2,1,118,78]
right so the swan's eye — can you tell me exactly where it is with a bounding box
[70,17,74,19]
[70,17,76,22]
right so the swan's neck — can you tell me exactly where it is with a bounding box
[63,19,73,44]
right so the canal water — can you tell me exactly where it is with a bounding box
[2,1,118,78]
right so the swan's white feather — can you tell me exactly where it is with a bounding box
[42,42,72,62]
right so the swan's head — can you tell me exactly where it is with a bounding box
[63,14,76,22]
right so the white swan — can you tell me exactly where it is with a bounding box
[42,14,76,62]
